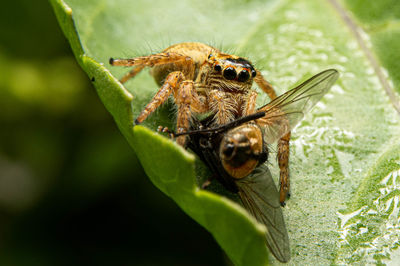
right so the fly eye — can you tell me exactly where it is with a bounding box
[237,70,250,82]
[214,64,222,72]
[222,143,235,158]
[251,69,256,78]
[223,67,237,80]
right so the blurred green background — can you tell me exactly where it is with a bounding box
[0,1,225,265]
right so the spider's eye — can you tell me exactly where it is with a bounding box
[214,64,222,72]
[237,70,250,82]
[223,67,237,80]
[208,54,213,59]
[251,69,256,78]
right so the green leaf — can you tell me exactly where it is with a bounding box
[335,143,400,264]
[51,0,400,264]
[343,0,400,94]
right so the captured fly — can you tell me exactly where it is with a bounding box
[172,69,339,262]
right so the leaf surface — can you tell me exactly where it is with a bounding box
[51,0,400,264]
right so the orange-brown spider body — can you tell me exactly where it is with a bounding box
[110,42,276,140]
[110,42,291,203]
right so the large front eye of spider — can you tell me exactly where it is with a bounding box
[223,67,237,80]
[237,70,250,82]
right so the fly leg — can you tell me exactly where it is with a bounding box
[201,178,212,189]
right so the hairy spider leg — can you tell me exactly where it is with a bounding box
[254,70,292,205]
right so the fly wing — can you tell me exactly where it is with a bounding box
[257,69,339,144]
[236,164,290,262]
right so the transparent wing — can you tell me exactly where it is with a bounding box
[236,164,290,263]
[257,69,339,144]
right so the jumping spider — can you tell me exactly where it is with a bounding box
[110,42,295,204]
